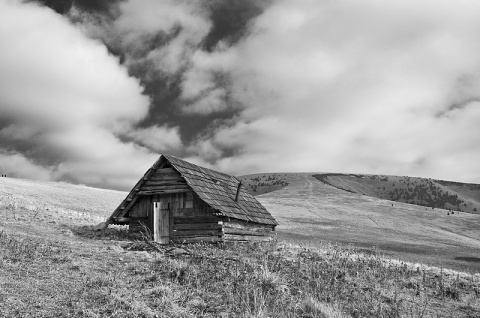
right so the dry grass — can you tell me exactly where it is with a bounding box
[0,177,125,225]
[1,222,479,317]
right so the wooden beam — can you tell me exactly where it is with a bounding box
[171,236,223,243]
[173,229,222,237]
[224,221,274,232]
[141,185,190,192]
[173,217,223,224]
[138,189,191,195]
[174,223,222,230]
[148,174,184,181]
[154,167,176,174]
[120,195,139,216]
[223,234,274,242]
[144,180,187,187]
[223,227,272,236]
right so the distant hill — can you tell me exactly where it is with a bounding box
[239,172,480,214]
[238,173,303,195]
[312,173,480,214]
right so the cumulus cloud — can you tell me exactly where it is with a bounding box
[127,125,182,152]
[187,0,480,183]
[3,0,480,189]
[0,0,180,189]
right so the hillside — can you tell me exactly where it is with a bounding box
[257,174,480,273]
[312,173,480,214]
[240,172,480,214]
[1,177,480,317]
[0,177,126,225]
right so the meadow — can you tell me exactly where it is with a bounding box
[1,176,480,317]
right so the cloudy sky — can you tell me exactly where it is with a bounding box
[1,0,480,190]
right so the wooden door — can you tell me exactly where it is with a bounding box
[153,201,170,244]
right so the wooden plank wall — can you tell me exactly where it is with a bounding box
[171,192,224,243]
[223,220,275,242]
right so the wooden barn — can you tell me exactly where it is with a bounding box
[107,154,278,244]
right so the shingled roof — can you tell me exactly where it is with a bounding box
[108,154,278,226]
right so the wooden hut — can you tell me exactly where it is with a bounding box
[107,154,278,244]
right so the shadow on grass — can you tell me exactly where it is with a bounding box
[68,225,141,242]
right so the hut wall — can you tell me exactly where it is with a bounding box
[171,192,224,243]
[128,191,224,243]
[222,220,276,242]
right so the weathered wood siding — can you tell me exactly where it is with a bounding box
[223,220,276,242]
[129,190,224,242]
[126,166,275,243]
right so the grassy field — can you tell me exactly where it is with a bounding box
[257,174,480,273]
[0,177,125,225]
[1,211,479,317]
[1,176,480,316]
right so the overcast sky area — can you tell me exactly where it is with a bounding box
[1,0,480,190]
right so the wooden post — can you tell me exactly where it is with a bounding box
[235,181,242,202]
[153,202,160,242]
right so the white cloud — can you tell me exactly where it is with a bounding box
[189,0,480,182]
[127,125,183,152]
[91,0,212,76]
[0,0,177,189]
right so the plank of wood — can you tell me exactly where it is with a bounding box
[173,229,222,237]
[223,234,274,242]
[144,180,186,187]
[171,236,223,244]
[148,175,184,181]
[174,223,222,230]
[173,217,223,224]
[138,189,191,195]
[155,167,176,174]
[223,227,272,236]
[141,185,190,191]
[224,221,274,232]
[121,195,139,215]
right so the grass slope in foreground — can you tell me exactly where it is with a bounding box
[1,219,480,317]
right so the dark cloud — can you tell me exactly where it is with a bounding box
[201,0,273,51]
[32,0,122,16]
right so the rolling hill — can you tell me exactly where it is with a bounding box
[313,173,480,214]
[241,173,480,272]
[0,177,125,225]
[240,172,480,214]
